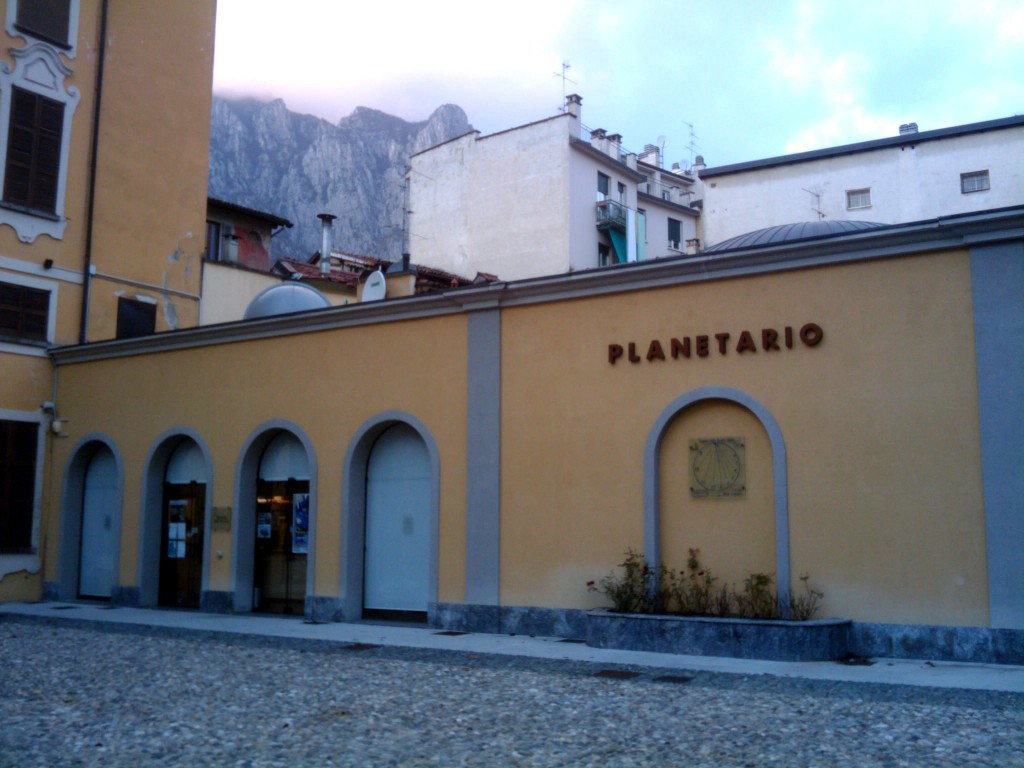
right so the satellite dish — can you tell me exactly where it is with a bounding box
[363,268,387,302]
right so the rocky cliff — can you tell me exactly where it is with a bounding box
[208,97,473,261]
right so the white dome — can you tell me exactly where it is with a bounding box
[243,283,331,320]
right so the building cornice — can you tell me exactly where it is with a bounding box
[50,207,1024,366]
[569,139,647,181]
[637,190,701,217]
[700,114,1024,178]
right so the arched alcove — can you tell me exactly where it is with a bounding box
[645,387,791,610]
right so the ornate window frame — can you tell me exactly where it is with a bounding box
[0,0,80,242]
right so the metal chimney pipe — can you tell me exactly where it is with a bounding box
[317,213,337,277]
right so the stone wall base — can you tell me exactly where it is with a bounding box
[431,603,1024,664]
[849,622,1024,665]
[199,591,234,614]
[305,595,343,623]
[430,602,588,639]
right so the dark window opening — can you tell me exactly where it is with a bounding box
[597,172,610,199]
[15,0,72,48]
[204,220,222,261]
[0,281,49,342]
[116,298,156,339]
[668,218,682,249]
[0,419,38,554]
[3,87,64,214]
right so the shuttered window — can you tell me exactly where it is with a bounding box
[4,87,65,214]
[0,419,38,553]
[0,281,49,342]
[15,0,72,48]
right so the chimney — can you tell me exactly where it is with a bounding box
[565,93,582,119]
[317,213,337,277]
[607,133,623,160]
[899,122,919,135]
[640,143,660,167]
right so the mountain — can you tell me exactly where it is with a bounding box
[207,97,473,262]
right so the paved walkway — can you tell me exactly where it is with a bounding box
[3,601,1023,767]
[3,600,1023,692]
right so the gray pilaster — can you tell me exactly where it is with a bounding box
[970,241,1024,629]
[465,309,501,605]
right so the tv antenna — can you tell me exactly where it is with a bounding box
[802,186,826,220]
[683,121,701,169]
[553,61,577,111]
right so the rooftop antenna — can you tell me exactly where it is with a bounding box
[657,135,666,168]
[683,121,701,169]
[802,186,826,220]
[553,61,576,111]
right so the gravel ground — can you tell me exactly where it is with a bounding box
[1,620,1022,768]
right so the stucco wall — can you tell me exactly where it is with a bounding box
[499,249,986,625]
[43,242,1002,628]
[84,0,216,339]
[47,314,469,606]
[409,117,575,281]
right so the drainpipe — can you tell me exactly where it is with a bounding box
[317,213,336,277]
[79,0,109,344]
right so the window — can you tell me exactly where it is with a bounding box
[0,418,37,553]
[846,188,871,209]
[668,218,681,250]
[14,0,72,48]
[597,172,610,200]
[3,87,64,215]
[598,243,612,267]
[205,220,222,261]
[116,297,157,339]
[0,280,49,342]
[961,170,990,194]
[617,181,626,203]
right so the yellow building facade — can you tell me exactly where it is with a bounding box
[39,206,1024,662]
[0,0,215,601]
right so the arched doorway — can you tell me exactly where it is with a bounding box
[79,447,118,599]
[254,431,309,614]
[363,423,432,620]
[159,440,207,608]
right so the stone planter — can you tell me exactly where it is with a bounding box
[586,610,851,661]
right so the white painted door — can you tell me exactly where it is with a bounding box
[364,424,431,612]
[79,449,118,598]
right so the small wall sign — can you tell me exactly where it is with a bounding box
[212,506,232,532]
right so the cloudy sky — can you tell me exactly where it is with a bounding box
[213,0,1024,168]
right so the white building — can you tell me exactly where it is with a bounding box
[698,115,1024,248]
[408,95,700,282]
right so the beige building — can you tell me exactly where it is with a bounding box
[38,205,1024,662]
[0,0,216,601]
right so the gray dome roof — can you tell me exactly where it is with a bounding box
[243,282,332,320]
[704,220,887,253]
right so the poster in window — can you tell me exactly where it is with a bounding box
[292,493,309,554]
[257,511,272,539]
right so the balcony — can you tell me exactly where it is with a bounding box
[595,199,627,231]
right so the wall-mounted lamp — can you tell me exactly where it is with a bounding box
[41,401,67,436]
[43,258,54,270]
